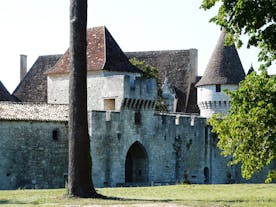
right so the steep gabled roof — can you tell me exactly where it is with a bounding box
[13,55,62,102]
[47,26,141,75]
[196,30,245,87]
[0,81,13,101]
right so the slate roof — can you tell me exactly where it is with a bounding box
[0,81,13,101]
[47,26,141,75]
[12,26,199,114]
[0,102,68,122]
[13,55,62,102]
[186,76,201,114]
[126,49,197,112]
[196,30,245,87]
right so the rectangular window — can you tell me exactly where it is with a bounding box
[104,99,115,110]
[215,84,221,92]
[135,112,141,125]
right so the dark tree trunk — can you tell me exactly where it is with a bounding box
[68,0,97,198]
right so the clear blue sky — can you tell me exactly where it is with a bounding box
[0,0,274,93]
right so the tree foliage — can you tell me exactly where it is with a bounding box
[129,58,168,112]
[201,0,276,68]
[209,71,276,182]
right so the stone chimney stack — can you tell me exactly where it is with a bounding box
[20,54,27,81]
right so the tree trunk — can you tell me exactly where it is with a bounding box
[68,0,97,198]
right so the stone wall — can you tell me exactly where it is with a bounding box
[0,120,68,189]
[208,131,234,183]
[0,109,272,190]
[89,109,273,187]
[89,109,210,187]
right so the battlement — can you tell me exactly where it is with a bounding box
[124,76,157,100]
[122,76,157,110]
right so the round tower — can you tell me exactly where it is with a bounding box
[195,29,245,118]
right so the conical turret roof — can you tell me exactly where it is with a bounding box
[196,29,245,87]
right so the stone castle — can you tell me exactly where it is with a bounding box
[0,26,273,189]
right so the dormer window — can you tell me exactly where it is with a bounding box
[215,84,221,92]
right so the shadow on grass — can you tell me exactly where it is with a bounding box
[98,195,173,203]
[0,199,31,205]
[66,193,174,203]
[91,194,270,204]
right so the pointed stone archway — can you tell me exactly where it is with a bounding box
[125,141,148,183]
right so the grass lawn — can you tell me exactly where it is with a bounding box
[0,184,275,207]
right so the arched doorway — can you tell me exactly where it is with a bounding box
[125,141,148,183]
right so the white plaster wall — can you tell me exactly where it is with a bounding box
[87,74,125,111]
[47,75,69,104]
[47,72,127,111]
[197,84,238,118]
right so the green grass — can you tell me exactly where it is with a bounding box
[0,184,275,207]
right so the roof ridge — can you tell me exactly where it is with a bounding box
[102,26,107,70]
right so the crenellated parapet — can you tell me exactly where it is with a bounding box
[124,76,157,100]
[197,84,238,118]
[122,76,157,111]
[198,100,230,110]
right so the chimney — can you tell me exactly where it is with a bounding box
[20,54,27,81]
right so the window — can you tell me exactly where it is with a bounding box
[135,112,141,125]
[215,84,221,92]
[104,99,115,110]
[52,129,59,141]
